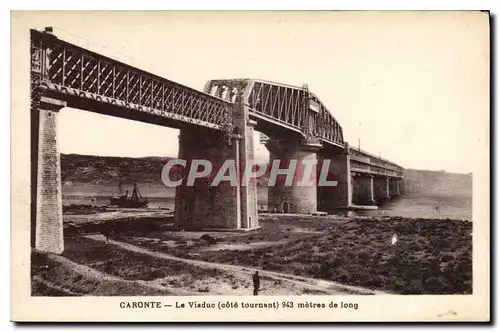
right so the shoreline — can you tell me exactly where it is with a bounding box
[34,214,472,296]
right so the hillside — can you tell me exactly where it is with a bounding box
[61,154,169,185]
[403,169,472,197]
[60,154,269,186]
[61,154,473,198]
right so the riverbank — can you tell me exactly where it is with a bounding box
[114,215,472,294]
[32,214,471,296]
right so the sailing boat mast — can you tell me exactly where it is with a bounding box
[131,183,143,202]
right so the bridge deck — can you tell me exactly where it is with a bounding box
[205,79,345,148]
[350,148,403,177]
[30,28,403,176]
[30,29,233,130]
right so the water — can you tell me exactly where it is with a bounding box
[63,183,472,221]
[256,190,472,221]
[63,182,175,209]
[63,195,175,210]
[353,193,472,221]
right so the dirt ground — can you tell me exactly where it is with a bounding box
[111,215,472,294]
[31,235,348,296]
[32,214,471,295]
[63,208,173,225]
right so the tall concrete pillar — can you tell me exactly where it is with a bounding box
[266,138,322,214]
[233,103,258,229]
[388,178,400,197]
[386,177,390,198]
[34,96,67,254]
[352,174,375,205]
[317,144,352,211]
[374,176,390,202]
[174,102,258,230]
[387,178,400,197]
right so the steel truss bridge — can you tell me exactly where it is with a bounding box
[30,28,403,177]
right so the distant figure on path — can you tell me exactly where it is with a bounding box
[102,224,111,244]
[253,271,260,296]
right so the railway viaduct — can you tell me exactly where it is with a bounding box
[30,28,404,254]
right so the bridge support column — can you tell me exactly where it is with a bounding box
[389,178,400,197]
[352,174,375,205]
[374,176,390,202]
[33,97,66,254]
[317,144,352,211]
[233,103,259,229]
[174,102,258,230]
[398,178,404,195]
[266,138,322,214]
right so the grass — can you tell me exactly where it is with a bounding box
[32,237,263,296]
[268,218,472,294]
[35,215,472,295]
[62,237,223,282]
[31,250,174,296]
[116,216,472,294]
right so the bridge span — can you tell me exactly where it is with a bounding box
[30,27,403,254]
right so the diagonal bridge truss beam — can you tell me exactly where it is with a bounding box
[30,28,234,130]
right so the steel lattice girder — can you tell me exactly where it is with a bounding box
[30,29,233,130]
[205,79,345,147]
[30,28,403,175]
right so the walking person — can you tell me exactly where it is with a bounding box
[252,271,260,296]
[102,223,111,244]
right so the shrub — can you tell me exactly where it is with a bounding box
[301,242,314,250]
[317,261,335,279]
[197,286,210,293]
[440,253,455,263]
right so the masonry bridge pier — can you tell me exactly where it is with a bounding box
[30,27,404,254]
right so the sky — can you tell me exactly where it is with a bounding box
[19,11,489,173]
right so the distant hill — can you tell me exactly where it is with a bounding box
[60,154,269,186]
[403,169,472,197]
[61,154,473,197]
[61,154,170,185]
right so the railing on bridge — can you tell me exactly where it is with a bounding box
[205,79,344,147]
[349,148,404,177]
[30,28,233,130]
[307,92,344,146]
[30,28,404,177]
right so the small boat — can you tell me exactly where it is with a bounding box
[109,181,148,208]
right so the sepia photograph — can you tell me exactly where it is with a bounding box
[11,10,490,322]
